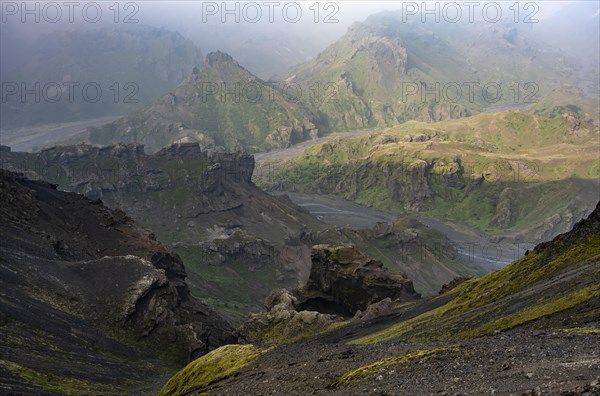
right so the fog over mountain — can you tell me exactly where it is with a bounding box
[1,2,599,395]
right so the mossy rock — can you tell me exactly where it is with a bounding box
[156,344,269,396]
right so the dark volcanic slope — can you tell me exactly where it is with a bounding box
[163,202,600,396]
[0,170,234,395]
[1,143,329,319]
[1,143,492,316]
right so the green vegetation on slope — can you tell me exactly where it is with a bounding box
[157,345,269,396]
[352,234,600,344]
[332,347,460,387]
[0,360,122,395]
[350,232,600,344]
[256,111,599,240]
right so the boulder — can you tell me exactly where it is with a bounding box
[298,245,420,314]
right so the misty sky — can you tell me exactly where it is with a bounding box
[1,1,597,79]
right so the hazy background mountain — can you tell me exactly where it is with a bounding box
[75,2,598,153]
[0,23,203,129]
[86,51,323,153]
[2,1,595,137]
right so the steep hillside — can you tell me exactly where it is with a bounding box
[0,169,234,394]
[282,13,585,130]
[1,143,323,320]
[156,202,600,395]
[87,52,322,153]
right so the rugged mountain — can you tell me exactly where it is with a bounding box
[80,10,592,153]
[0,169,234,394]
[0,142,324,321]
[255,110,600,244]
[0,24,203,130]
[1,142,490,319]
[157,201,600,395]
[87,52,322,153]
[281,12,585,129]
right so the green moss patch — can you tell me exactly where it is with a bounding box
[156,344,269,396]
[247,316,347,345]
[0,360,120,395]
[332,347,459,387]
[461,284,600,337]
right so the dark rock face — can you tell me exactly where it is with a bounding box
[300,245,420,313]
[205,50,235,66]
[237,245,421,343]
[532,200,600,257]
[0,169,234,393]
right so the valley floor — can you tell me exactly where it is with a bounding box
[0,115,122,152]
[199,328,600,395]
[280,192,530,271]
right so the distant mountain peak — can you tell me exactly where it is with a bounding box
[205,51,236,67]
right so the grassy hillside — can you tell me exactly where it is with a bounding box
[351,203,600,344]
[255,111,599,241]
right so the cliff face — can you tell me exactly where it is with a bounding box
[304,245,420,313]
[0,169,235,394]
[1,142,309,241]
[237,245,420,345]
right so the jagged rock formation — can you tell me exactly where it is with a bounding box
[0,143,328,318]
[238,245,420,344]
[237,288,342,344]
[300,245,420,313]
[0,169,234,394]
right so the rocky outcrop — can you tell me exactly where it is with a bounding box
[238,245,420,343]
[439,276,474,295]
[300,245,420,313]
[353,297,395,321]
[491,187,517,228]
[237,288,341,344]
